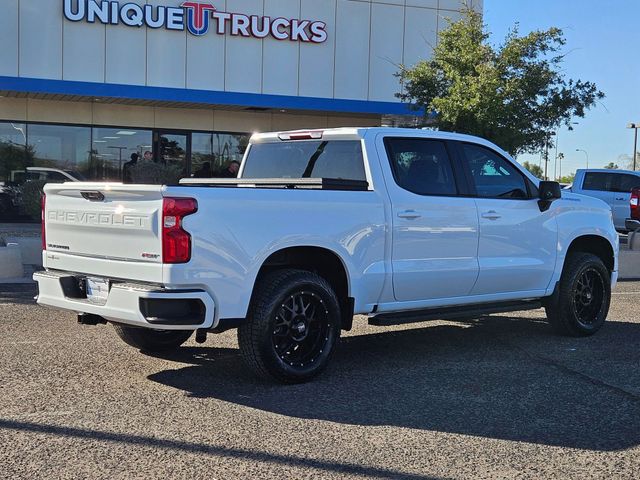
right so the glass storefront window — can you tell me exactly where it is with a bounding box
[0,122,28,220]
[0,122,28,183]
[191,132,250,178]
[28,124,91,180]
[158,133,188,182]
[92,127,152,182]
[191,133,215,177]
[0,121,251,222]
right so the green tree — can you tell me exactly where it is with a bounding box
[521,161,543,178]
[559,172,575,184]
[604,162,619,170]
[397,9,604,156]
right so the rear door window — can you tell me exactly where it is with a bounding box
[613,174,640,193]
[384,138,458,196]
[242,140,366,181]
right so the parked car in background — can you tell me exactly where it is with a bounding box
[0,182,20,217]
[23,167,85,183]
[1,168,85,222]
[570,169,640,232]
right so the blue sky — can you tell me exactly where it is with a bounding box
[484,0,640,176]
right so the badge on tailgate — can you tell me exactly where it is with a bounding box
[81,191,105,202]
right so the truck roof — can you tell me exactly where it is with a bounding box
[575,168,640,174]
[250,127,509,152]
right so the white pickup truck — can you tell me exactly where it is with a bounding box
[35,128,619,383]
[570,169,640,232]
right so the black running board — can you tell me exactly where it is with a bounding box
[369,300,543,327]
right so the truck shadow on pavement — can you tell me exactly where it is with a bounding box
[148,315,640,452]
[0,284,37,305]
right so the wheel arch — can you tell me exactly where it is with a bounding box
[251,246,355,330]
[565,235,615,273]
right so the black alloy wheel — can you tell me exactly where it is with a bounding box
[572,267,605,329]
[545,252,611,336]
[272,290,332,368]
[238,269,341,383]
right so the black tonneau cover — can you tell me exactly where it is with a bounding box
[178,178,369,191]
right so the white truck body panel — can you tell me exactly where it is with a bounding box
[36,128,619,331]
[162,186,388,318]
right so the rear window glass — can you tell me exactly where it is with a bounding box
[241,140,366,181]
[583,173,614,191]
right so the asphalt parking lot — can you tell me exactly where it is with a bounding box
[1,282,640,479]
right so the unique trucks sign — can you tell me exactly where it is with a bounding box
[63,0,328,43]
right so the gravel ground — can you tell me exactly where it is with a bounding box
[1,282,640,479]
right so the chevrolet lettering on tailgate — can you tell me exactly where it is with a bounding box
[47,210,149,228]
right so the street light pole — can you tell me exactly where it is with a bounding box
[576,149,589,169]
[628,123,639,171]
[554,131,559,180]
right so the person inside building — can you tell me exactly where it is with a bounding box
[143,150,153,162]
[194,162,213,178]
[122,152,139,183]
[218,161,240,178]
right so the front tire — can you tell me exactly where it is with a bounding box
[113,324,193,353]
[238,269,341,384]
[545,252,611,336]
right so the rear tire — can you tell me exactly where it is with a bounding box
[545,252,611,336]
[238,269,341,384]
[113,324,193,353]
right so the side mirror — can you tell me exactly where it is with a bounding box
[539,181,562,201]
[538,181,561,212]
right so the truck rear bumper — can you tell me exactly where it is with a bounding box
[34,270,215,331]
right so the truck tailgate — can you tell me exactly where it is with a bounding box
[43,183,164,283]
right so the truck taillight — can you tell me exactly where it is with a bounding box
[631,188,640,220]
[162,197,198,264]
[41,193,46,250]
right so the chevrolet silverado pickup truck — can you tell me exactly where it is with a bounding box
[35,128,619,383]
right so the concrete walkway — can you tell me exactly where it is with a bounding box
[619,247,640,280]
[0,223,41,283]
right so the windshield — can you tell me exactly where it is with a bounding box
[242,140,366,181]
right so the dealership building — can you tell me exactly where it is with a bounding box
[0,0,482,184]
